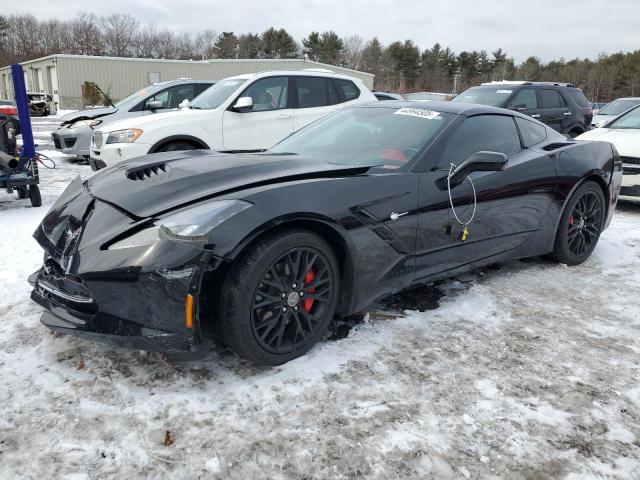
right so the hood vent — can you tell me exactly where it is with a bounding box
[126,163,168,181]
[542,142,574,151]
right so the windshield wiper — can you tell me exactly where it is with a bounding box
[188,105,202,110]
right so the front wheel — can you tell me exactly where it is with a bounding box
[29,185,42,207]
[217,229,340,365]
[548,180,605,265]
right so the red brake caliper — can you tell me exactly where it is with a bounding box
[303,270,316,312]
[569,215,574,225]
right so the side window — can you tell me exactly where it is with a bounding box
[509,89,537,110]
[437,115,521,169]
[167,84,194,109]
[540,89,567,109]
[296,77,340,108]
[516,117,547,147]
[145,89,170,109]
[194,83,213,96]
[336,79,360,102]
[241,77,289,112]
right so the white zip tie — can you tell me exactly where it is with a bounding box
[447,162,477,228]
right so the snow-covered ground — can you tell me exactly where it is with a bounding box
[1,118,639,479]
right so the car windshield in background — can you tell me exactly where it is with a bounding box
[115,86,152,107]
[451,87,513,106]
[598,99,640,116]
[188,78,248,109]
[269,106,454,166]
[607,106,640,129]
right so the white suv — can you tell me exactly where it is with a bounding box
[90,70,376,169]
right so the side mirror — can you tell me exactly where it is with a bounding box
[448,151,508,186]
[232,96,253,112]
[146,100,164,110]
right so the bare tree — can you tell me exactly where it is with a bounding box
[194,29,217,60]
[71,12,103,56]
[155,29,177,59]
[101,13,138,57]
[133,24,158,58]
[342,35,364,69]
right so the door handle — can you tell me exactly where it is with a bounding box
[390,211,408,221]
[563,112,571,116]
[531,114,541,118]
[276,113,291,119]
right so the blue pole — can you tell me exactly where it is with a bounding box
[11,64,36,167]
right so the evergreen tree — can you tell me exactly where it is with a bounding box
[261,28,298,59]
[214,32,238,59]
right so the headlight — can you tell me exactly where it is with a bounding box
[106,128,143,144]
[70,119,102,128]
[108,200,251,250]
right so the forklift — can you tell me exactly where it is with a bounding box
[0,64,42,207]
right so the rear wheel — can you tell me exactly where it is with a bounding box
[549,180,605,265]
[155,141,197,152]
[217,229,339,365]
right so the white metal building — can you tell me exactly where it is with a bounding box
[0,54,375,110]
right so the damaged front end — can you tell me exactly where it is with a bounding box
[29,176,218,358]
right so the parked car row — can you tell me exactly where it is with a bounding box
[88,70,376,169]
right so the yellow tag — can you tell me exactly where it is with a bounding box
[461,227,469,241]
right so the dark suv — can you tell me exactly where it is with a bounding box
[452,82,593,137]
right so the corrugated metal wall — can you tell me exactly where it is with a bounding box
[0,55,374,110]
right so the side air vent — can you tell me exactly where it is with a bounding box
[125,163,168,181]
[542,142,574,151]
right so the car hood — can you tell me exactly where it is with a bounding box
[591,113,615,127]
[96,108,203,133]
[577,128,640,157]
[60,107,118,125]
[86,150,372,218]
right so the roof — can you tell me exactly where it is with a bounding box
[356,100,518,117]
[480,81,578,88]
[0,54,373,78]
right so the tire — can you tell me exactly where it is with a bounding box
[17,187,27,199]
[28,185,42,207]
[217,229,340,365]
[548,180,605,265]
[155,141,197,152]
[568,129,583,139]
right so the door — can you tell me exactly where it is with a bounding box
[507,88,538,117]
[415,114,557,280]
[537,89,570,132]
[48,66,59,105]
[292,76,341,131]
[223,76,293,151]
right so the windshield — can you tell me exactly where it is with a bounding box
[451,86,513,107]
[607,105,640,129]
[598,99,640,116]
[269,106,454,166]
[114,86,156,107]
[188,78,249,110]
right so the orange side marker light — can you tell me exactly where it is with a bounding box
[185,294,194,329]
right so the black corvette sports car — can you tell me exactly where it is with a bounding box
[30,101,623,365]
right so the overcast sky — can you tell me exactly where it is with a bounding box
[12,0,640,62]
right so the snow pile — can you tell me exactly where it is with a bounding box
[0,118,639,478]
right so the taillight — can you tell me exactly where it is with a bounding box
[586,108,593,116]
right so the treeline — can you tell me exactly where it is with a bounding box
[1,12,638,101]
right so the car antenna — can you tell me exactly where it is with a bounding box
[446,163,477,241]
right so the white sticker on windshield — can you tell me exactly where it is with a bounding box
[496,89,512,94]
[394,107,441,120]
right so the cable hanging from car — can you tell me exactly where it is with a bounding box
[447,162,476,241]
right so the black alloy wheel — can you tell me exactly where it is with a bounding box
[549,180,605,265]
[217,229,339,365]
[566,191,603,257]
[251,247,333,354]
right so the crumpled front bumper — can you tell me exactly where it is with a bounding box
[29,180,219,358]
